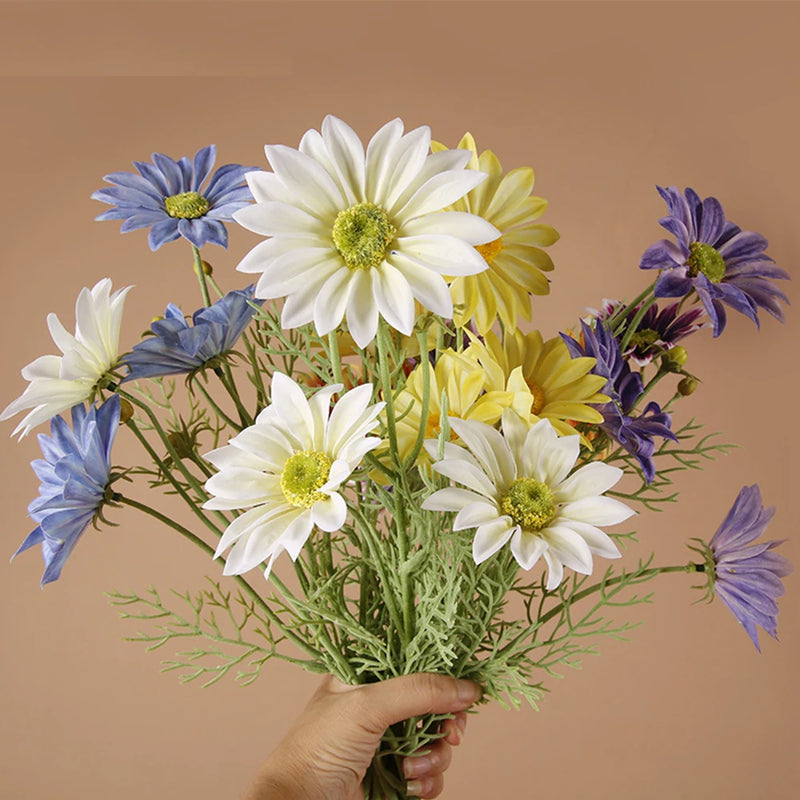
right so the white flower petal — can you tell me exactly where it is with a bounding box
[325,383,376,455]
[265,143,344,219]
[269,373,314,450]
[311,491,347,532]
[448,417,516,490]
[543,550,564,590]
[433,459,498,498]
[387,150,471,215]
[248,248,340,299]
[281,272,333,328]
[541,524,594,575]
[397,170,487,221]
[385,251,453,317]
[321,115,366,204]
[566,521,622,559]
[500,409,529,469]
[365,118,405,206]
[402,211,499,245]
[204,466,277,506]
[233,201,328,238]
[510,529,548,571]
[314,267,352,336]
[422,486,487,512]
[372,262,416,335]
[319,459,352,492]
[559,496,636,526]
[472,518,515,564]
[345,268,379,348]
[382,125,431,211]
[395,234,489,276]
[554,461,624,504]
[307,383,341,451]
[453,501,500,531]
[246,170,295,204]
[279,512,316,560]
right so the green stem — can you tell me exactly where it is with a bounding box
[194,378,242,430]
[539,563,703,627]
[619,294,659,353]
[404,329,431,470]
[328,331,344,385]
[191,245,212,307]
[607,279,657,335]
[215,366,254,428]
[376,318,414,647]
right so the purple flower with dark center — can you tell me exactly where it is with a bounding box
[13,396,120,586]
[562,320,677,483]
[639,186,789,337]
[592,298,708,367]
[122,286,264,381]
[92,146,259,251]
[697,484,792,651]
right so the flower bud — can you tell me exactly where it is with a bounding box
[663,346,688,370]
[678,376,697,396]
[119,398,134,424]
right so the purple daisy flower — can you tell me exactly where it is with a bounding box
[562,320,677,483]
[592,298,708,367]
[122,286,264,381]
[700,484,792,651]
[92,145,259,251]
[13,396,120,586]
[639,186,789,337]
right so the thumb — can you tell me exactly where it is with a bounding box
[349,673,482,733]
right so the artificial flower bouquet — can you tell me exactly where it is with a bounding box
[3,116,792,800]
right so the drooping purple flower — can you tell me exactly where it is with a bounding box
[13,396,120,586]
[122,286,264,381]
[591,298,708,367]
[562,320,677,483]
[701,485,792,651]
[92,146,260,251]
[639,186,789,337]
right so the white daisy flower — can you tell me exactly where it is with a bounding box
[421,412,635,590]
[1,278,131,439]
[204,373,384,578]
[234,115,500,348]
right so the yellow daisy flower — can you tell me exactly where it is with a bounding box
[430,133,559,334]
[473,330,609,439]
[392,347,532,465]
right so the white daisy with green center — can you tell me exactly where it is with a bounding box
[422,412,635,589]
[203,373,384,578]
[233,115,500,348]
[1,278,131,439]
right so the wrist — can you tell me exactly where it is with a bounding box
[242,748,308,800]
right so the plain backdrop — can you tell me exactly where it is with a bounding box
[1,2,798,799]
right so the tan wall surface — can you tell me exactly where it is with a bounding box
[1,2,797,798]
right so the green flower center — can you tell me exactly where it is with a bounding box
[281,450,332,508]
[686,242,726,283]
[629,328,660,348]
[332,202,396,270]
[500,478,556,531]
[164,191,211,219]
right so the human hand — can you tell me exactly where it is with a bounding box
[242,672,482,800]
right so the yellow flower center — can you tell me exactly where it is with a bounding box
[475,236,503,266]
[164,191,210,219]
[500,478,555,531]
[332,202,396,270]
[280,450,332,508]
[686,242,726,283]
[527,381,547,416]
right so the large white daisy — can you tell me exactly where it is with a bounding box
[204,373,384,578]
[1,278,131,438]
[422,413,635,589]
[234,115,500,348]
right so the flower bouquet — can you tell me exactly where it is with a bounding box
[3,116,792,800]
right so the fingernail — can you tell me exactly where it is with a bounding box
[457,679,480,703]
[450,724,462,745]
[404,755,432,778]
[406,779,425,796]
[456,714,467,734]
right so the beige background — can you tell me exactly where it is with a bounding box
[1,2,798,798]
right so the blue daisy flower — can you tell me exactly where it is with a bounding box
[639,186,789,337]
[122,286,264,381]
[91,145,259,251]
[562,320,677,483]
[13,396,121,586]
[696,485,792,651]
